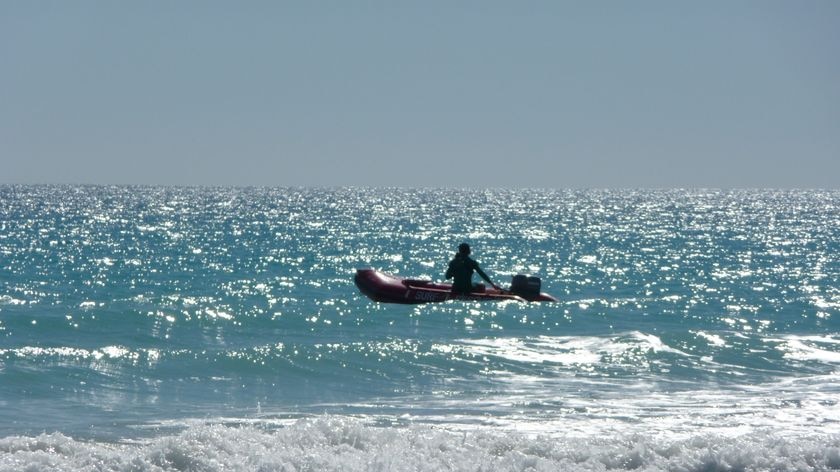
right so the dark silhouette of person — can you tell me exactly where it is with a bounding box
[445,243,500,294]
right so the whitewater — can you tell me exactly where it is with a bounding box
[1,186,838,471]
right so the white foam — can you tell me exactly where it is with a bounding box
[769,334,840,364]
[0,417,838,472]
[0,295,26,306]
[454,337,602,365]
[694,330,727,347]
[453,332,691,369]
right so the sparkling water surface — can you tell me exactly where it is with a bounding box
[1,186,838,470]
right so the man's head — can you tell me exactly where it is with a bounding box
[458,243,471,255]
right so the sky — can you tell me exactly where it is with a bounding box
[2,1,838,188]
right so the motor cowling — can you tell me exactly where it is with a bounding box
[510,274,541,297]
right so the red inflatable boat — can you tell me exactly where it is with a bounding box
[354,268,559,304]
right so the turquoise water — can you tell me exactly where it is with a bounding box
[1,186,838,470]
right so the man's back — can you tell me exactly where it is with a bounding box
[446,254,478,293]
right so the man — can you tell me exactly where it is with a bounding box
[445,243,500,294]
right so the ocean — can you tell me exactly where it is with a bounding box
[0,186,838,471]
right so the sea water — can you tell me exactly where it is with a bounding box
[0,186,838,471]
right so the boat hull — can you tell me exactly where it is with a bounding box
[354,269,558,304]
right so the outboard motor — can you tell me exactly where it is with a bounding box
[510,274,542,297]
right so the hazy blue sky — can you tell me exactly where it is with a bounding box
[2,1,838,187]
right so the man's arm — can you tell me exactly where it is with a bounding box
[474,263,500,289]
